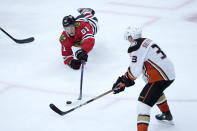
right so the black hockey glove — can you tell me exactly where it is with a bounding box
[112,76,135,94]
[112,77,126,94]
[68,59,81,70]
[75,49,88,62]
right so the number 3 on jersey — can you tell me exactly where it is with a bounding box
[81,26,90,34]
[132,56,137,63]
[151,44,167,59]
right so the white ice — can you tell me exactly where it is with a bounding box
[0,0,197,131]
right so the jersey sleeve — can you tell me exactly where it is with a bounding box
[59,32,74,65]
[81,37,95,53]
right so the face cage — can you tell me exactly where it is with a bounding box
[124,32,131,41]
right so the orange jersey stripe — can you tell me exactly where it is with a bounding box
[127,67,136,81]
[144,59,169,82]
[148,59,169,80]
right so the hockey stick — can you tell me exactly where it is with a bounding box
[49,89,113,116]
[78,61,85,100]
[0,27,34,44]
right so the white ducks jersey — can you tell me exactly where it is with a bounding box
[127,38,175,83]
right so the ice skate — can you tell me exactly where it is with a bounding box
[155,112,175,125]
[77,8,95,15]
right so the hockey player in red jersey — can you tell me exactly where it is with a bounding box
[112,26,175,131]
[59,8,98,70]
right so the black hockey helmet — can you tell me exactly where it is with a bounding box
[62,15,75,27]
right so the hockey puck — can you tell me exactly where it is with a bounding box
[66,101,72,104]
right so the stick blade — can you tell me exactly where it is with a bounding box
[49,103,64,116]
[77,96,82,100]
[15,37,35,44]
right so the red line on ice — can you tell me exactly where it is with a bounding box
[0,81,197,103]
[109,0,194,11]
[97,10,160,27]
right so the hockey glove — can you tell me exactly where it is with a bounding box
[75,49,88,62]
[68,59,81,70]
[121,75,135,87]
[112,76,135,94]
[112,77,126,94]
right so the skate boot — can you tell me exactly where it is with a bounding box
[155,111,174,125]
[77,8,95,15]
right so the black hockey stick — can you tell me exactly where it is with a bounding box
[78,61,85,100]
[0,27,34,44]
[49,89,113,116]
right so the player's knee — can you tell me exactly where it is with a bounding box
[137,101,151,115]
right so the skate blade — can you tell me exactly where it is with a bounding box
[157,119,175,125]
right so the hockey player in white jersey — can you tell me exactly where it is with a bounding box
[112,26,175,131]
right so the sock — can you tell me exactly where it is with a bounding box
[137,115,150,131]
[137,124,148,131]
[156,94,170,112]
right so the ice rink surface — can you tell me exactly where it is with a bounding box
[0,0,197,130]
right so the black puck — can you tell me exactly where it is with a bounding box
[66,101,72,104]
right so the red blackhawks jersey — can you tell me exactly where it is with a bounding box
[59,20,95,65]
[125,38,175,83]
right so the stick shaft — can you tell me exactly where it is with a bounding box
[0,27,16,41]
[78,61,85,100]
[50,89,113,115]
[0,27,34,44]
[64,89,113,115]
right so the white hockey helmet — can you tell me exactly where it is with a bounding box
[124,26,142,40]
